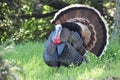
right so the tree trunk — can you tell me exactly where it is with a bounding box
[112,0,120,43]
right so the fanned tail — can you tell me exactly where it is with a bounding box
[51,4,109,57]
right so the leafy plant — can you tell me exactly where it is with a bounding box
[4,41,120,80]
[0,0,115,44]
[0,40,24,80]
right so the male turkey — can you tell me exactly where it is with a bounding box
[43,4,109,67]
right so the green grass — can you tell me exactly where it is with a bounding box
[4,41,120,80]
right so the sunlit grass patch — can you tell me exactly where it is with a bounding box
[3,41,120,80]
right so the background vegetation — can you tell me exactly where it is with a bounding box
[0,0,120,80]
[3,40,120,80]
[0,0,115,43]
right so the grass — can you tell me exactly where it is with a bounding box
[3,40,120,80]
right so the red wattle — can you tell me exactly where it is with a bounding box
[53,37,61,44]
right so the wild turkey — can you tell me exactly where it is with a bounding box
[43,4,109,67]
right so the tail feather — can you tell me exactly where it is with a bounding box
[52,4,109,57]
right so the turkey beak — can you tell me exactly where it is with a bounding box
[53,24,62,44]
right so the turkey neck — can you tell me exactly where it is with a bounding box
[53,24,62,44]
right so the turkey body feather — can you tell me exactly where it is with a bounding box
[44,28,84,67]
[44,4,109,67]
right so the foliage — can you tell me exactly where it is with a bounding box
[100,37,120,62]
[0,0,23,43]
[0,0,55,43]
[0,0,115,44]
[4,40,120,80]
[0,40,24,80]
[13,17,54,43]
